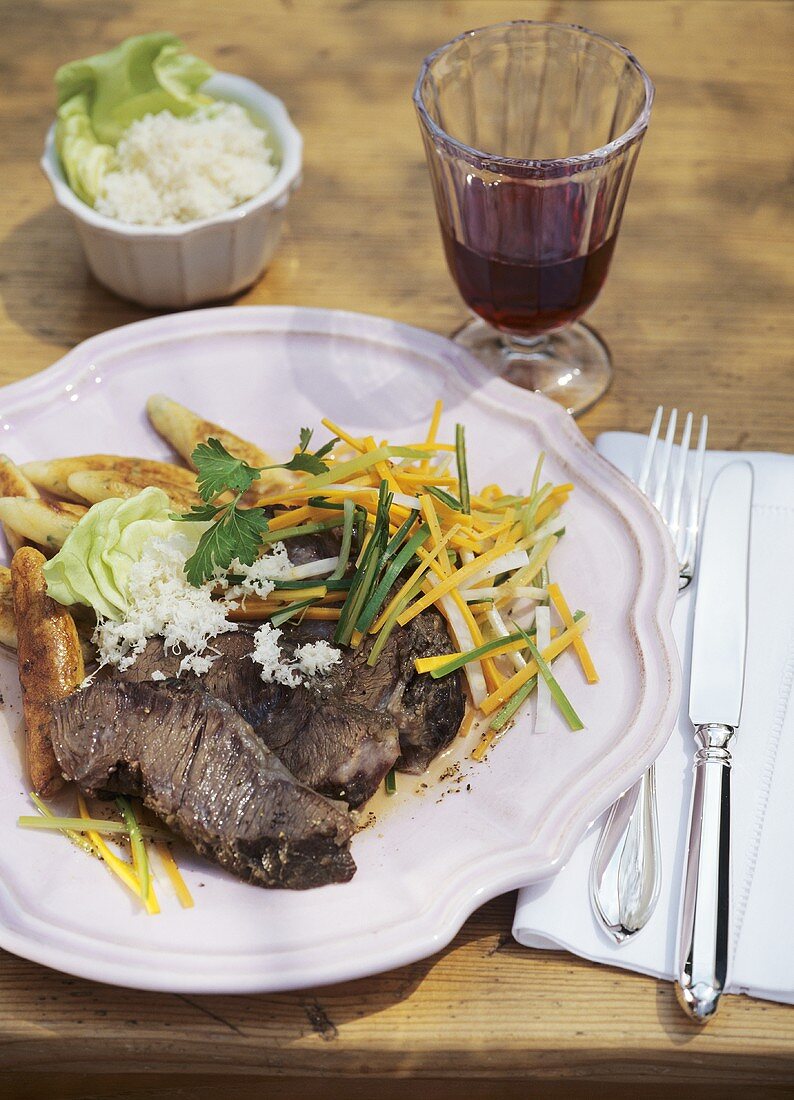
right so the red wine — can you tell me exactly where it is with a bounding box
[440,223,617,337]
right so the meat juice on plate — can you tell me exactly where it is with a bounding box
[438,175,617,336]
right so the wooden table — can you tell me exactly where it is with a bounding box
[0,1,792,1095]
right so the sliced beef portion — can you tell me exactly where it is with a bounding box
[50,679,356,890]
[280,612,465,774]
[286,528,343,569]
[119,606,464,791]
[256,694,399,807]
[119,632,400,807]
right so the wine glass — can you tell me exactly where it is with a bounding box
[414,21,654,416]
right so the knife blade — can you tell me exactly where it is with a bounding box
[676,460,753,1022]
[688,463,753,727]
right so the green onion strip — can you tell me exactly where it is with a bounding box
[489,675,539,731]
[335,482,393,645]
[329,498,356,581]
[429,627,537,679]
[455,424,471,514]
[271,596,319,627]
[303,447,429,491]
[426,485,462,511]
[260,515,345,545]
[116,796,150,902]
[18,815,171,839]
[355,522,430,635]
[519,629,584,731]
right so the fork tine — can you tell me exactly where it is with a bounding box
[653,408,678,511]
[681,415,709,572]
[667,411,693,539]
[637,405,663,492]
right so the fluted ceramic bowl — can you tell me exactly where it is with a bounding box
[40,72,303,309]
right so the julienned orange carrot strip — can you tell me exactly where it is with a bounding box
[547,582,599,683]
[479,616,590,715]
[266,505,314,531]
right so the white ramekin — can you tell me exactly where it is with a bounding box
[40,73,303,309]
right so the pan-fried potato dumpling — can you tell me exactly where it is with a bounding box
[0,455,40,554]
[20,455,198,503]
[0,498,85,551]
[0,565,17,650]
[146,394,295,494]
[11,547,85,797]
[0,455,39,499]
[0,564,95,662]
[66,469,200,512]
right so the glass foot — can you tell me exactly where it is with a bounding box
[452,317,612,417]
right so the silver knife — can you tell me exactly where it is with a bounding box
[676,460,753,1022]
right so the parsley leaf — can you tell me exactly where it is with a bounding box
[183,502,269,587]
[192,438,262,502]
[282,451,333,476]
[278,430,339,475]
[312,436,340,461]
[178,432,339,586]
[172,502,221,522]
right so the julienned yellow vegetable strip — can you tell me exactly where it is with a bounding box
[364,435,402,494]
[471,727,501,762]
[494,508,516,549]
[155,841,194,909]
[396,542,527,627]
[425,399,443,446]
[547,582,599,683]
[419,494,450,578]
[479,616,591,716]
[397,471,458,486]
[77,794,160,914]
[321,417,366,453]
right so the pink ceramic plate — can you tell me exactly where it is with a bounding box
[0,307,679,992]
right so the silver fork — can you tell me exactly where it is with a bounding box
[589,407,708,943]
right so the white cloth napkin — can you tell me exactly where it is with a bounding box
[513,434,794,1005]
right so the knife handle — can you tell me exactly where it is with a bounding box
[676,722,734,1022]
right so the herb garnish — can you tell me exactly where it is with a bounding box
[177,432,337,586]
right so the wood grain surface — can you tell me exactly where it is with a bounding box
[0,0,792,1095]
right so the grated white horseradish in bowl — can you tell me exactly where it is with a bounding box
[40,73,303,309]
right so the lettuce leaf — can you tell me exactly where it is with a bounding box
[43,487,183,620]
[54,32,215,206]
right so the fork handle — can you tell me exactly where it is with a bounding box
[676,722,734,1022]
[590,765,661,941]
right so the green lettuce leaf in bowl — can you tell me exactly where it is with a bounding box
[55,32,215,206]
